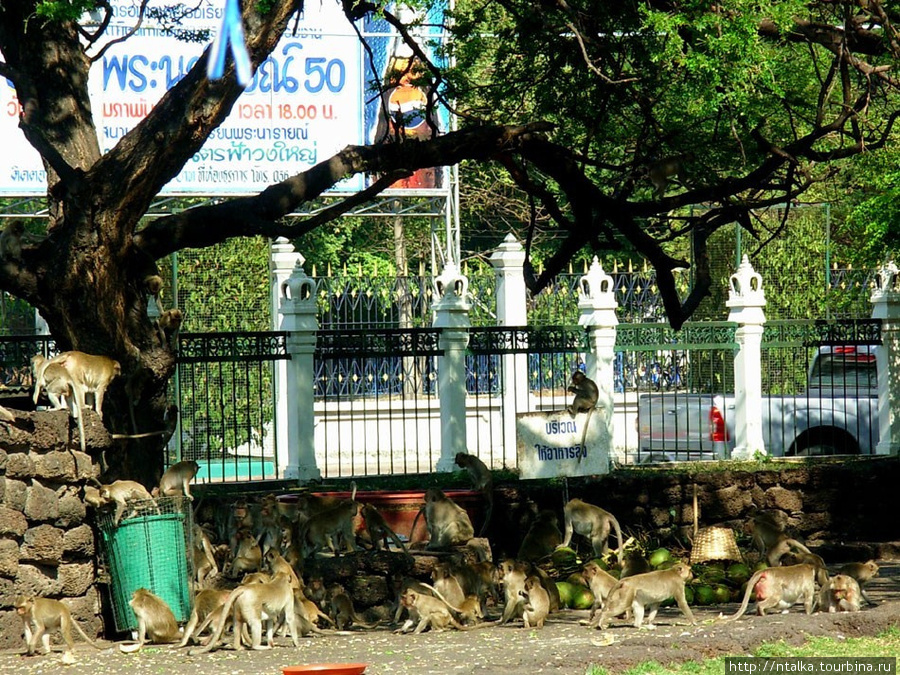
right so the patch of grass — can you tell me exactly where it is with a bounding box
[586,628,900,675]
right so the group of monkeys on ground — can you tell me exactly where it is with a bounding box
[14,451,885,662]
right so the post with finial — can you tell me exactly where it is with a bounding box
[432,262,471,472]
[870,260,900,455]
[278,251,322,481]
[490,235,529,464]
[578,257,618,462]
[726,255,767,460]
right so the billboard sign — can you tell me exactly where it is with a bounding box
[0,1,447,196]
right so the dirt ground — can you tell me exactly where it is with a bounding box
[3,563,900,675]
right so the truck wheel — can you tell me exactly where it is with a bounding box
[794,443,838,456]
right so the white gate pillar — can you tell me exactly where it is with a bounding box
[432,262,471,472]
[727,255,767,460]
[490,234,529,463]
[578,257,618,448]
[271,238,301,475]
[871,261,900,455]
[278,255,321,481]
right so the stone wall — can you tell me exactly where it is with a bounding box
[0,409,108,651]
[489,458,900,561]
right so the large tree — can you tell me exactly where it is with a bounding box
[0,0,898,484]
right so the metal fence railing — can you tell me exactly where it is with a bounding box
[172,331,288,483]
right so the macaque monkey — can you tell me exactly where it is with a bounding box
[83,485,104,509]
[620,550,652,578]
[721,563,820,621]
[648,155,687,197]
[397,588,469,634]
[15,595,101,660]
[431,561,466,608]
[818,574,862,613]
[119,588,181,653]
[242,571,273,584]
[838,560,879,606]
[176,589,231,647]
[229,529,263,576]
[496,559,530,625]
[361,503,409,553]
[518,509,563,561]
[329,591,380,630]
[597,563,695,630]
[559,498,624,559]
[40,351,121,420]
[192,524,219,586]
[448,558,498,609]
[31,356,87,451]
[566,371,599,415]
[99,480,156,525]
[154,460,200,500]
[229,500,257,554]
[0,219,24,260]
[256,497,283,555]
[582,560,620,622]
[454,452,494,536]
[410,488,475,550]
[300,499,359,557]
[144,274,163,298]
[295,589,335,629]
[190,572,300,654]
[519,575,550,629]
[279,520,303,570]
[156,308,183,347]
[264,549,302,591]
[749,511,813,567]
[290,589,330,636]
[419,582,483,626]
[391,577,435,626]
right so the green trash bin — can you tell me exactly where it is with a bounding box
[98,500,192,633]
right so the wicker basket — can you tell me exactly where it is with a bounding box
[689,483,743,564]
[690,525,743,564]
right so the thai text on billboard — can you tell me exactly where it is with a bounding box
[0,1,447,196]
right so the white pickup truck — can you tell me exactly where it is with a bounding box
[635,345,880,462]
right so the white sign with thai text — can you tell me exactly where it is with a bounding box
[516,410,611,479]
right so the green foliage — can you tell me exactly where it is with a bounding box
[163,238,271,332]
[34,1,96,22]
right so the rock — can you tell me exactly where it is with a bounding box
[20,524,64,566]
[24,479,59,522]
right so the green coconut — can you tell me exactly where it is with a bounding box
[566,573,588,587]
[693,585,715,605]
[555,581,578,608]
[571,586,595,610]
[684,586,695,605]
[551,547,579,567]
[726,562,752,585]
[648,547,673,568]
[713,584,733,604]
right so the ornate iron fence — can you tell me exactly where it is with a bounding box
[173,332,288,483]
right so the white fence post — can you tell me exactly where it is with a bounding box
[278,255,321,481]
[432,262,471,472]
[727,255,767,460]
[490,234,529,466]
[871,261,900,455]
[578,257,618,455]
[271,238,300,475]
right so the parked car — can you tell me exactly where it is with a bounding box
[635,345,879,462]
